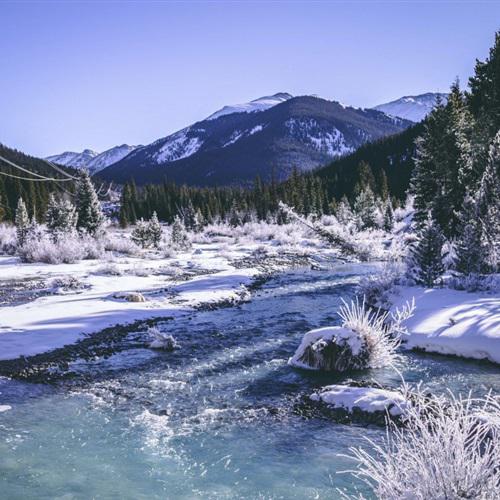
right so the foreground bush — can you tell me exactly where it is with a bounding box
[342,388,500,499]
[18,232,105,264]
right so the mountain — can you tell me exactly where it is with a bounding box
[207,92,293,120]
[99,94,412,186]
[372,92,448,122]
[46,144,137,174]
[315,121,425,201]
[46,149,98,170]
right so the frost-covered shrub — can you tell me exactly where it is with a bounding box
[95,263,122,276]
[342,389,500,500]
[289,297,414,372]
[448,273,500,293]
[104,233,141,255]
[51,275,85,292]
[80,233,105,260]
[18,234,85,264]
[0,224,17,255]
[358,264,404,308]
[18,230,105,264]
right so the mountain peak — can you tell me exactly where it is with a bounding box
[207,92,293,120]
[372,92,448,122]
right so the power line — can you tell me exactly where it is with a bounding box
[0,155,73,182]
[40,158,80,180]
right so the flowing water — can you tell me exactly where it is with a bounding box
[1,263,499,499]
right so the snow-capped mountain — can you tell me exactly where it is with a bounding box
[372,92,448,123]
[99,94,412,186]
[46,149,98,170]
[47,144,137,174]
[207,92,293,120]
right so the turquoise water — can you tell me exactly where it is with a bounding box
[1,264,499,499]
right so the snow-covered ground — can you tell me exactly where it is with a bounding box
[0,242,260,360]
[1,220,359,361]
[389,285,500,364]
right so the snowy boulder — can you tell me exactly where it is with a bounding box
[310,385,408,421]
[148,327,179,350]
[288,326,370,372]
[112,291,146,303]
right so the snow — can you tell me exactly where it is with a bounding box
[86,144,137,172]
[373,93,448,123]
[0,243,258,361]
[207,92,292,120]
[288,326,361,370]
[389,285,500,364]
[154,129,203,164]
[46,149,99,169]
[285,118,353,157]
[46,145,137,173]
[310,385,408,416]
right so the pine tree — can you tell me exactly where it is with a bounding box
[147,211,162,248]
[475,131,500,271]
[455,194,487,275]
[75,171,104,236]
[46,194,78,242]
[15,197,29,246]
[353,187,377,229]
[170,215,190,250]
[335,196,354,225]
[131,218,150,248]
[383,201,394,232]
[408,215,445,287]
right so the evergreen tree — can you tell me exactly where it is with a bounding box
[147,211,162,248]
[353,187,377,229]
[475,132,500,271]
[170,215,190,250]
[46,194,78,242]
[455,193,487,275]
[131,218,150,248]
[335,196,354,225]
[75,171,104,236]
[15,197,29,246]
[383,201,394,232]
[408,215,445,287]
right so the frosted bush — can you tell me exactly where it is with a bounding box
[95,263,122,276]
[18,234,85,264]
[17,228,108,264]
[104,234,141,255]
[80,233,105,260]
[338,297,414,369]
[358,263,404,308]
[342,388,500,499]
[0,223,17,255]
[448,273,500,293]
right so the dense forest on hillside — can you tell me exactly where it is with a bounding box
[0,144,77,221]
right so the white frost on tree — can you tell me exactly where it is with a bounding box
[15,197,29,246]
[75,170,104,236]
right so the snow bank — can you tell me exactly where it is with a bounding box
[0,244,257,361]
[389,286,500,364]
[310,385,408,416]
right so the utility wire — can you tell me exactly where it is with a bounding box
[0,155,73,182]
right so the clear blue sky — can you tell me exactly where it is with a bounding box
[1,1,499,157]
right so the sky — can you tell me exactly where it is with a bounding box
[1,1,499,158]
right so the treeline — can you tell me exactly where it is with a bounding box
[409,31,500,279]
[119,169,332,225]
[0,144,76,222]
